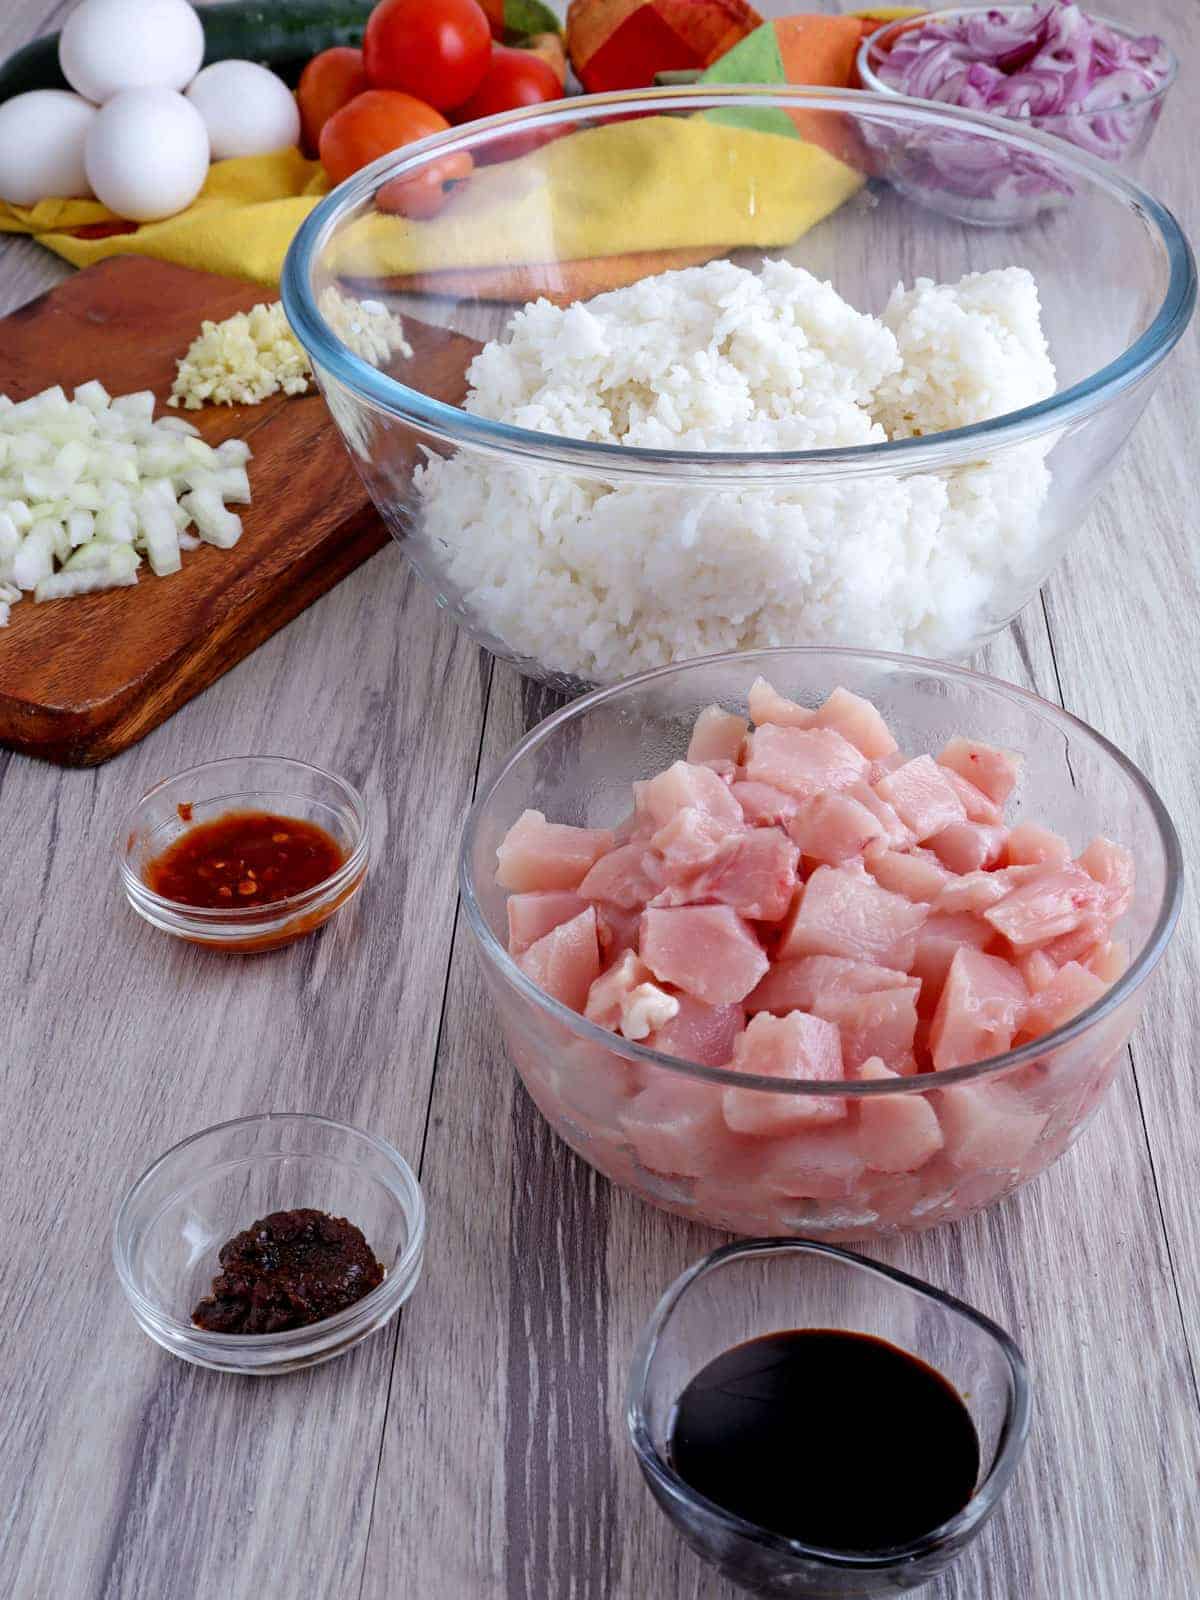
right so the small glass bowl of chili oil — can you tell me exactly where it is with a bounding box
[119,756,369,952]
[627,1239,1031,1598]
[114,1113,426,1375]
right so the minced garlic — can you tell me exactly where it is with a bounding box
[169,292,412,411]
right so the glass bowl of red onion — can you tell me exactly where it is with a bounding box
[858,2,1176,222]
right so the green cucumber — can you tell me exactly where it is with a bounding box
[0,0,375,104]
[0,35,63,102]
[198,0,374,79]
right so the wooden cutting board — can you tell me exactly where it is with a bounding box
[0,256,480,766]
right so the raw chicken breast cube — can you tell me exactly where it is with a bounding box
[927,822,1008,875]
[585,949,649,1028]
[496,809,615,891]
[596,903,641,957]
[870,750,908,780]
[813,686,898,760]
[645,995,745,1067]
[618,1076,735,1177]
[983,865,1104,951]
[722,1012,845,1135]
[760,1124,865,1200]
[779,864,928,971]
[934,864,1042,916]
[731,781,801,828]
[579,843,663,909]
[517,907,601,1013]
[653,828,799,922]
[1005,821,1071,868]
[650,808,730,876]
[747,676,816,728]
[507,891,588,956]
[874,755,967,842]
[691,1159,779,1234]
[938,765,1003,824]
[1089,941,1129,983]
[866,847,951,904]
[788,792,884,865]
[846,781,915,849]
[1041,913,1110,966]
[1017,960,1108,1043]
[687,705,748,765]
[635,761,742,830]
[584,949,679,1041]
[744,724,868,800]
[1017,948,1058,995]
[936,1081,1047,1171]
[856,1058,943,1172]
[747,954,915,1017]
[937,737,1021,807]
[548,1038,646,1133]
[862,1170,928,1228]
[1077,836,1135,920]
[910,912,993,1015]
[812,987,919,1073]
[928,947,1028,1070]
[640,904,768,1004]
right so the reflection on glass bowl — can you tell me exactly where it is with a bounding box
[284,87,1193,691]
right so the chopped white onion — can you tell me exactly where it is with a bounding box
[0,382,252,611]
[180,488,242,549]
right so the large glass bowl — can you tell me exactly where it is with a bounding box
[459,648,1181,1240]
[283,87,1194,691]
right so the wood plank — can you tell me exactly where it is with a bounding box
[0,256,478,764]
[3,0,1199,1596]
[0,555,490,1597]
[361,609,1196,1600]
[362,604,1200,1600]
[1018,0,1200,1408]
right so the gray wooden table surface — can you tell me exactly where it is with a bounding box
[2,1,1198,1596]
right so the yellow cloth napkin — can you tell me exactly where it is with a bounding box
[0,115,860,289]
[330,114,862,280]
[0,148,330,286]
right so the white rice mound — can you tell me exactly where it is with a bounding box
[415,258,1056,681]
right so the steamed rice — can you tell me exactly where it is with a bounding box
[414,259,1055,681]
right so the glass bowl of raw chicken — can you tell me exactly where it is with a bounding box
[283,86,1194,692]
[459,648,1180,1239]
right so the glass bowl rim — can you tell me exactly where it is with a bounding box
[625,1236,1032,1568]
[117,754,371,923]
[281,83,1195,478]
[111,1110,427,1350]
[858,4,1179,116]
[459,644,1183,1098]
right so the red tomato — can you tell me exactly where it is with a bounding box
[454,46,565,163]
[477,0,505,39]
[297,47,370,156]
[374,143,474,218]
[319,90,473,221]
[363,0,492,112]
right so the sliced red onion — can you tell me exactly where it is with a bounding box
[876,1,1171,161]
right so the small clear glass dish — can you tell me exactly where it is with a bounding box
[858,6,1177,180]
[118,756,369,953]
[627,1239,1030,1597]
[113,1113,426,1375]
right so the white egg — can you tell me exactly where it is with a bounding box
[185,60,301,159]
[85,88,209,222]
[0,90,97,205]
[60,0,204,104]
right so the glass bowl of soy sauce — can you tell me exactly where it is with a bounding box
[627,1239,1030,1597]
